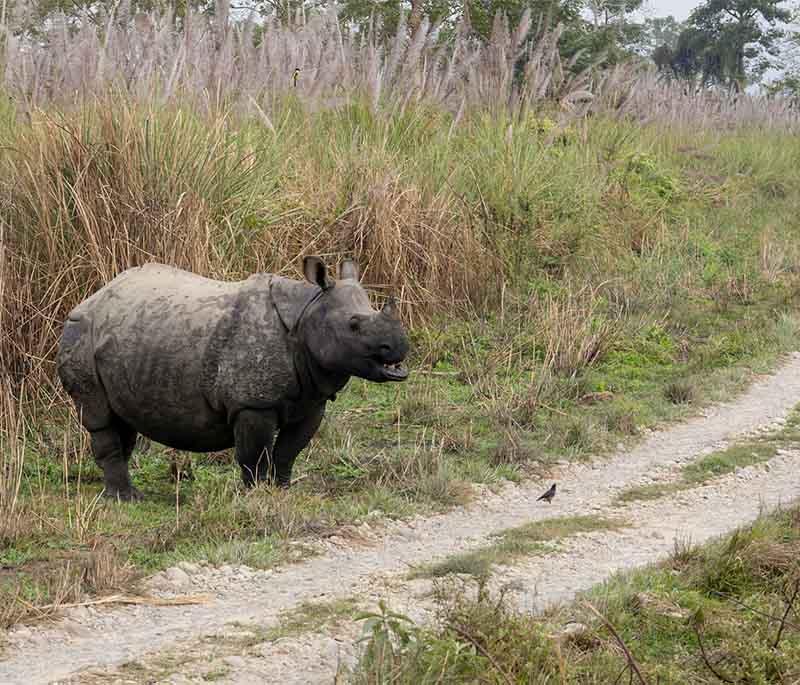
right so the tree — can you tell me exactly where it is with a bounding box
[578,0,645,62]
[667,26,722,86]
[336,0,594,44]
[650,0,789,90]
[257,0,327,23]
[464,0,584,41]
[337,0,455,39]
[6,0,216,34]
[633,14,683,57]
[764,3,800,97]
[688,0,790,89]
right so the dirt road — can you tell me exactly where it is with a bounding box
[4,354,800,684]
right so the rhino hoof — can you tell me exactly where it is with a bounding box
[103,486,144,502]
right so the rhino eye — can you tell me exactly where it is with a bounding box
[349,316,361,332]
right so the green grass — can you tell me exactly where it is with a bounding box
[682,441,778,483]
[201,667,231,682]
[615,405,800,504]
[4,101,800,629]
[351,505,800,683]
[409,516,626,579]
[614,481,685,504]
[265,598,360,641]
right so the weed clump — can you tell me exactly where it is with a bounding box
[665,380,695,405]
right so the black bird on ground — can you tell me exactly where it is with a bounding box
[537,483,556,503]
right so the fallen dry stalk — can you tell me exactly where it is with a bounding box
[774,576,800,648]
[691,622,734,684]
[32,593,213,611]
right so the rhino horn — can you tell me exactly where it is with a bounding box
[339,259,359,281]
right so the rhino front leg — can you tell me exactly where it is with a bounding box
[272,405,326,488]
[234,409,278,487]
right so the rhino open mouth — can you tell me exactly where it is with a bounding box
[381,361,409,381]
[369,353,408,381]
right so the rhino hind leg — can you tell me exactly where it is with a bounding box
[58,318,142,501]
[90,419,142,502]
[234,409,278,487]
[58,316,115,433]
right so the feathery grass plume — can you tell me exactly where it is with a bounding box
[2,7,797,129]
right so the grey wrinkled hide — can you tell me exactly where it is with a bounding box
[57,258,409,501]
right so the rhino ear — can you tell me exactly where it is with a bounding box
[339,259,359,281]
[381,296,398,319]
[303,256,332,290]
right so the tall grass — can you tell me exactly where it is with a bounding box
[0,3,797,130]
[2,101,799,402]
[0,98,502,392]
[1,6,797,398]
[0,382,24,543]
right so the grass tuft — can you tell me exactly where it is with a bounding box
[409,515,626,579]
[266,598,360,641]
[664,380,695,405]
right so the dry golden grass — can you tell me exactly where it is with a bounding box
[533,285,624,378]
[0,381,24,543]
[0,99,496,396]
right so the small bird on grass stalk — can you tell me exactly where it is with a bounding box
[293,68,300,88]
[537,483,556,503]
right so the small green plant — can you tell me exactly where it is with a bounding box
[682,442,777,484]
[612,151,681,201]
[266,598,359,641]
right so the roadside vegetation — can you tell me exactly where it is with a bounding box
[352,505,800,683]
[2,6,800,630]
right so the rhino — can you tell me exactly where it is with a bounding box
[56,257,409,501]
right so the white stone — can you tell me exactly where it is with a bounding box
[165,566,192,588]
[178,561,201,575]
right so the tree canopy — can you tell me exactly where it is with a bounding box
[651,0,790,91]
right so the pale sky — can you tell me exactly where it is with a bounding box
[638,0,702,22]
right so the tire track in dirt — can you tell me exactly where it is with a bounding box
[4,353,800,685]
